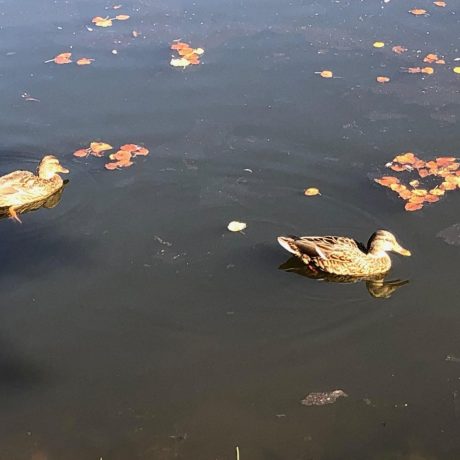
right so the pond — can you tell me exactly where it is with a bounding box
[1,0,460,458]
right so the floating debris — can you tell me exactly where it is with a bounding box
[301,390,348,406]
[437,224,460,246]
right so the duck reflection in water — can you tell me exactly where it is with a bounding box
[279,256,409,299]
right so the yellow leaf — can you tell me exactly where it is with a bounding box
[227,221,247,232]
[92,16,113,27]
[453,67,460,74]
[90,142,113,154]
[76,58,94,66]
[373,41,385,48]
[193,48,205,55]
[304,187,321,196]
[170,57,190,68]
[115,14,130,20]
[319,70,333,78]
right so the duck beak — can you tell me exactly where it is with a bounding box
[393,243,411,256]
[57,165,69,174]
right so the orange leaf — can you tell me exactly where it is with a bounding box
[424,194,440,203]
[376,76,390,83]
[429,188,445,196]
[408,195,425,204]
[178,47,194,56]
[375,176,400,186]
[390,164,408,172]
[435,156,457,166]
[171,41,190,50]
[109,150,132,162]
[412,189,428,197]
[394,152,416,164]
[433,1,446,6]
[73,148,89,158]
[406,67,422,74]
[76,58,94,66]
[418,168,430,178]
[423,53,438,63]
[117,160,134,168]
[409,8,427,15]
[422,67,434,74]
[405,202,424,211]
[104,162,120,170]
[398,190,413,200]
[120,143,139,152]
[53,52,72,64]
[134,147,149,156]
[115,14,130,20]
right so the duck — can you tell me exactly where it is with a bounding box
[0,155,69,222]
[277,230,411,276]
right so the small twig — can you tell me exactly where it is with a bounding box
[236,446,240,460]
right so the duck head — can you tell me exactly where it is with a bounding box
[367,230,411,257]
[37,155,69,180]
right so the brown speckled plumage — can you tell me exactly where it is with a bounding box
[277,230,410,276]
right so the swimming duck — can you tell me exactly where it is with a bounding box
[0,155,69,222]
[277,230,410,276]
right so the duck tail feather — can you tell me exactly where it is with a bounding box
[277,236,301,257]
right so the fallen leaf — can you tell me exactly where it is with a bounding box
[373,41,385,48]
[194,48,205,55]
[104,162,120,170]
[134,147,149,156]
[394,152,416,164]
[392,45,408,54]
[112,5,122,9]
[422,66,434,74]
[171,41,190,50]
[409,179,420,187]
[453,67,460,74]
[115,14,130,20]
[132,30,140,38]
[178,47,195,56]
[424,194,440,203]
[73,148,90,158]
[412,189,428,196]
[49,52,72,64]
[304,187,321,196]
[405,202,424,211]
[109,150,132,162]
[376,76,390,83]
[90,142,113,155]
[319,70,333,78]
[92,16,113,27]
[406,67,422,74]
[440,181,456,191]
[76,58,94,66]
[436,157,457,166]
[375,176,400,186]
[430,188,445,196]
[301,390,348,406]
[409,8,428,15]
[170,57,190,68]
[433,1,446,6]
[227,221,247,232]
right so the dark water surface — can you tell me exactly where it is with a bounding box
[1,0,460,458]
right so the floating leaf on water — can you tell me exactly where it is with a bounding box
[405,202,423,211]
[115,14,130,20]
[453,67,460,74]
[73,148,90,158]
[76,58,94,66]
[394,152,416,164]
[409,8,428,15]
[227,221,247,232]
[422,66,434,74]
[170,57,190,68]
[433,1,447,6]
[92,16,113,27]
[90,142,113,155]
[319,70,333,78]
[392,45,408,54]
[304,187,321,196]
[104,162,119,170]
[376,76,390,83]
[374,176,399,186]
[373,41,385,48]
[48,52,72,64]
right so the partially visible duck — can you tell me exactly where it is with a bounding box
[0,155,69,222]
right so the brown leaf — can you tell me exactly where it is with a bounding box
[405,202,424,211]
[392,45,408,54]
[409,8,428,15]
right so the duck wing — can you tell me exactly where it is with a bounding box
[0,171,51,207]
[295,235,365,259]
